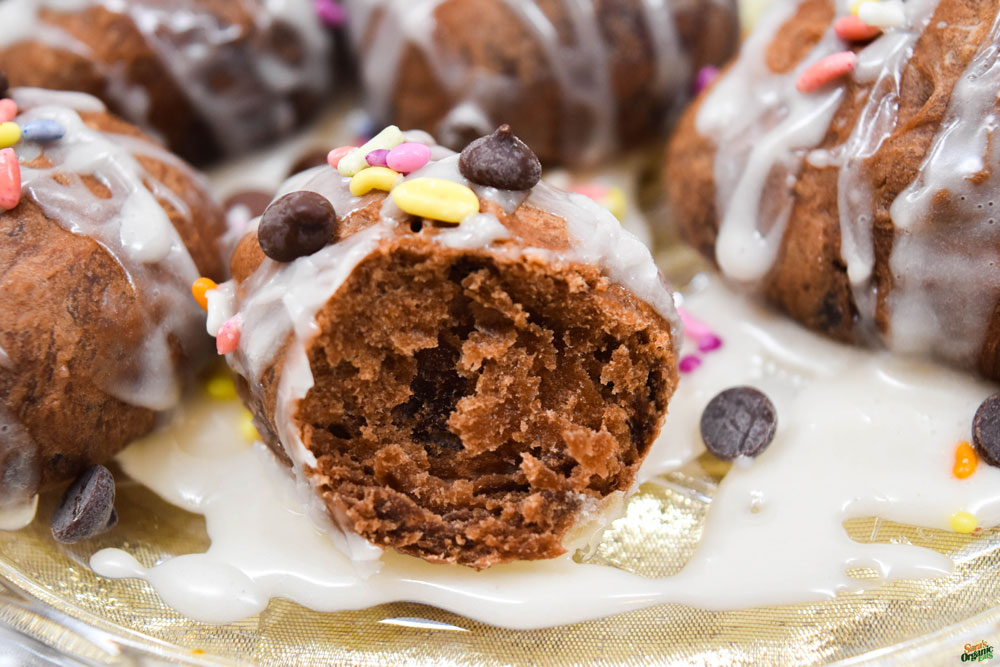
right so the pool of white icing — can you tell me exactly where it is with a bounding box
[88,274,1000,627]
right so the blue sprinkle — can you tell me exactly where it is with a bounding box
[20,119,65,143]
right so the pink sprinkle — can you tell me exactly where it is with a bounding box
[571,183,610,201]
[314,0,346,27]
[693,65,720,95]
[366,149,390,168]
[678,306,714,339]
[679,355,702,374]
[796,51,858,93]
[216,317,242,355]
[327,145,355,169]
[833,15,882,42]
[0,99,16,124]
[698,334,723,353]
[386,142,431,174]
[0,148,20,211]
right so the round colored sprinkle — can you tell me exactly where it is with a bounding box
[239,409,260,442]
[459,124,542,191]
[314,0,346,27]
[603,185,627,221]
[0,99,17,123]
[366,148,390,168]
[972,392,1000,468]
[338,125,405,177]
[350,166,401,196]
[950,511,978,534]
[205,373,239,401]
[953,441,978,480]
[700,386,778,460]
[20,118,64,143]
[391,177,480,224]
[679,355,702,373]
[693,65,720,94]
[191,277,218,311]
[258,190,337,262]
[327,145,355,169]
[796,51,858,93]
[0,121,21,149]
[0,148,21,211]
[833,15,882,42]
[386,142,431,174]
[216,317,242,355]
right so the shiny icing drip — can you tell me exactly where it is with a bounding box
[12,87,205,411]
[886,7,1000,364]
[696,0,1000,368]
[0,0,330,155]
[345,0,687,164]
[212,132,680,563]
[91,274,1000,626]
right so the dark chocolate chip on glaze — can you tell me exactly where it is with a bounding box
[51,465,117,544]
[700,387,778,460]
[973,393,1000,468]
[459,125,542,192]
[258,191,338,262]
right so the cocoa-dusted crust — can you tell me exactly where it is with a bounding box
[666,0,1000,377]
[362,0,739,166]
[230,197,677,568]
[0,2,325,165]
[0,110,226,493]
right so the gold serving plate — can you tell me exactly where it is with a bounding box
[2,452,999,666]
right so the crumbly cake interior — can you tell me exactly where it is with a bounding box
[296,236,675,568]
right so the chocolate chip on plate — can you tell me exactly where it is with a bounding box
[700,386,778,460]
[459,124,542,191]
[973,392,1000,467]
[51,465,118,544]
[258,190,337,262]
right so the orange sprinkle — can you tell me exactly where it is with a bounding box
[191,277,218,311]
[327,145,356,169]
[796,51,858,93]
[954,441,978,479]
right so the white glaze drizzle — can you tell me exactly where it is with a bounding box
[696,0,1000,369]
[12,87,207,410]
[91,275,1000,627]
[0,0,330,156]
[210,136,680,563]
[345,0,687,164]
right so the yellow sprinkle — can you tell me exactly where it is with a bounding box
[0,122,21,149]
[391,177,480,224]
[950,511,978,534]
[239,410,260,442]
[338,125,404,177]
[205,373,238,400]
[349,166,401,196]
[849,0,865,14]
[603,186,627,222]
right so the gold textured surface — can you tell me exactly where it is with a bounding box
[2,453,1000,666]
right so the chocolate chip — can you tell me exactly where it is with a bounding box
[257,191,337,262]
[973,392,1000,467]
[699,386,777,460]
[459,124,542,191]
[50,465,117,544]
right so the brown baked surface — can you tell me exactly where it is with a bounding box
[230,196,677,568]
[0,2,326,164]
[360,0,739,166]
[665,0,1000,377]
[0,109,226,495]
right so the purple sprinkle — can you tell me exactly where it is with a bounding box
[679,355,702,374]
[693,65,720,95]
[698,334,723,353]
[314,0,346,27]
[366,149,389,168]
